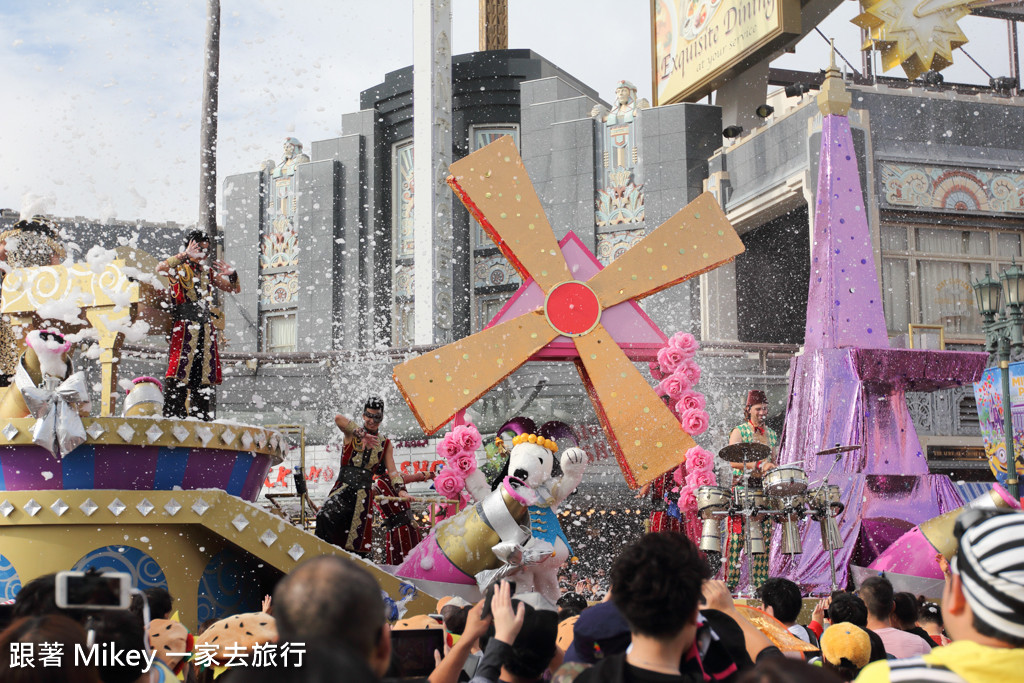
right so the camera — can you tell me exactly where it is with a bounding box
[55,570,132,610]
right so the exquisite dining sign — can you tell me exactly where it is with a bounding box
[652,0,801,104]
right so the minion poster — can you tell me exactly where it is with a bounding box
[652,0,801,105]
[973,363,1024,483]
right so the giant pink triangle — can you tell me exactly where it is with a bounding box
[484,231,668,362]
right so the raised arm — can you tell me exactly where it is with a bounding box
[212,259,241,293]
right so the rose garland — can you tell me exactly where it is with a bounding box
[648,332,712,522]
[432,424,482,511]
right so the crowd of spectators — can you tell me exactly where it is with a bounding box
[0,508,1021,683]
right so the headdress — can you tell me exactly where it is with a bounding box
[745,390,767,408]
[511,433,558,452]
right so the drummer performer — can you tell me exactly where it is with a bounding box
[724,389,778,591]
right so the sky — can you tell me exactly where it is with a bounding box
[0,0,1017,226]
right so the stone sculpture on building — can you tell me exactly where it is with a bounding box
[274,137,310,179]
[592,80,649,231]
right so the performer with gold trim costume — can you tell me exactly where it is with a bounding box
[316,397,432,558]
[0,217,67,385]
[725,389,777,591]
[647,471,682,533]
[157,230,239,420]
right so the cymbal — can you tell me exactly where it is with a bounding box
[718,442,771,463]
[816,444,861,455]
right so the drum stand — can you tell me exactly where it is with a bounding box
[733,465,762,599]
[812,452,844,593]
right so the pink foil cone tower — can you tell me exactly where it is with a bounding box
[766,63,988,592]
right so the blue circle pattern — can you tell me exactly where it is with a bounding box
[196,549,263,623]
[72,546,168,592]
[0,554,21,601]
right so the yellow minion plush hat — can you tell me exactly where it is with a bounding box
[820,622,871,669]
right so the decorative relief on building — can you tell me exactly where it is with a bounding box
[395,142,416,259]
[260,230,299,269]
[260,272,299,306]
[880,163,1024,213]
[258,137,306,351]
[473,255,522,288]
[592,80,649,227]
[473,127,517,151]
[596,229,646,266]
[394,263,415,299]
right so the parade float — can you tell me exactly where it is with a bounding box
[0,240,433,630]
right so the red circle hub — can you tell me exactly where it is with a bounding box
[544,281,601,337]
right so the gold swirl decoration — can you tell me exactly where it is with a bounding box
[2,262,136,315]
[27,267,63,304]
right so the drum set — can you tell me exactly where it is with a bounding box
[696,443,857,592]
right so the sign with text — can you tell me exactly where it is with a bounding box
[257,442,443,507]
[973,363,1024,483]
[652,0,800,104]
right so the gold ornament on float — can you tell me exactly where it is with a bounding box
[852,0,973,80]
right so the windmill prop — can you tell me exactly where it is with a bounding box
[393,136,743,488]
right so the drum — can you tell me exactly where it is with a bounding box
[763,465,808,497]
[734,487,767,510]
[696,485,729,517]
[809,484,841,509]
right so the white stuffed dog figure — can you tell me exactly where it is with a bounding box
[498,436,588,602]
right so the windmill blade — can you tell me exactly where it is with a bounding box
[587,193,744,309]
[447,135,571,292]
[393,310,559,434]
[573,324,695,488]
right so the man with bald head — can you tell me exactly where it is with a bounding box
[273,556,391,677]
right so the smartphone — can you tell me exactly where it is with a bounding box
[389,628,444,678]
[54,571,132,610]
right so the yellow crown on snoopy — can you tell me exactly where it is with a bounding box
[511,433,558,452]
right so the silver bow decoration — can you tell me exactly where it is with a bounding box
[475,538,555,593]
[16,369,90,459]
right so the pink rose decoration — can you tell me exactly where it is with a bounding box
[678,360,701,387]
[656,345,687,375]
[684,446,715,472]
[668,332,699,359]
[436,434,462,460]
[674,389,706,414]
[680,408,709,436]
[452,424,482,453]
[677,485,698,513]
[657,372,692,400]
[685,468,716,489]
[648,361,667,382]
[672,465,685,485]
[434,468,465,499]
[450,451,477,477]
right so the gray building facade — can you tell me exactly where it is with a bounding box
[207,55,1024,479]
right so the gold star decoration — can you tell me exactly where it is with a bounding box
[852,0,973,80]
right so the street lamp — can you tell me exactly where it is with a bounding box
[973,261,1024,500]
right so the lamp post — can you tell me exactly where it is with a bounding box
[972,260,1024,500]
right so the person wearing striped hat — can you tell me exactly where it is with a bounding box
[856,509,1024,682]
